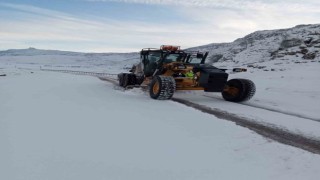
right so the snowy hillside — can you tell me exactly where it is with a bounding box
[188,24,320,68]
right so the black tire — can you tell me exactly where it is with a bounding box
[128,74,137,85]
[122,73,137,88]
[118,73,124,87]
[149,76,176,100]
[136,75,145,85]
[242,79,256,101]
[123,73,129,87]
[222,79,256,102]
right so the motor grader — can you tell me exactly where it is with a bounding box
[118,45,255,102]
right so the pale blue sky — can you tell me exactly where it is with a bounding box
[0,0,319,52]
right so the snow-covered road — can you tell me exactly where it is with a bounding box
[1,69,320,180]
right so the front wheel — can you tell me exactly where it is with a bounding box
[118,73,124,87]
[149,76,176,100]
[222,79,256,102]
[118,73,137,88]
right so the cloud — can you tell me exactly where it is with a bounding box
[0,1,319,52]
[84,0,320,13]
[80,0,320,41]
[0,2,229,52]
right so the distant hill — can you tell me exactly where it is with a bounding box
[0,47,82,56]
[0,47,139,72]
[0,47,138,57]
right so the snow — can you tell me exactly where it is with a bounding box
[1,69,320,180]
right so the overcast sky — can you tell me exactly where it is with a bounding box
[0,0,319,52]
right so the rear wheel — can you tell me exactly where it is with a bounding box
[149,76,176,100]
[222,79,256,102]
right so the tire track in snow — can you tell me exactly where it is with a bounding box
[171,98,320,155]
[203,95,320,122]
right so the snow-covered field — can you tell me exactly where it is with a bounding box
[1,69,320,180]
